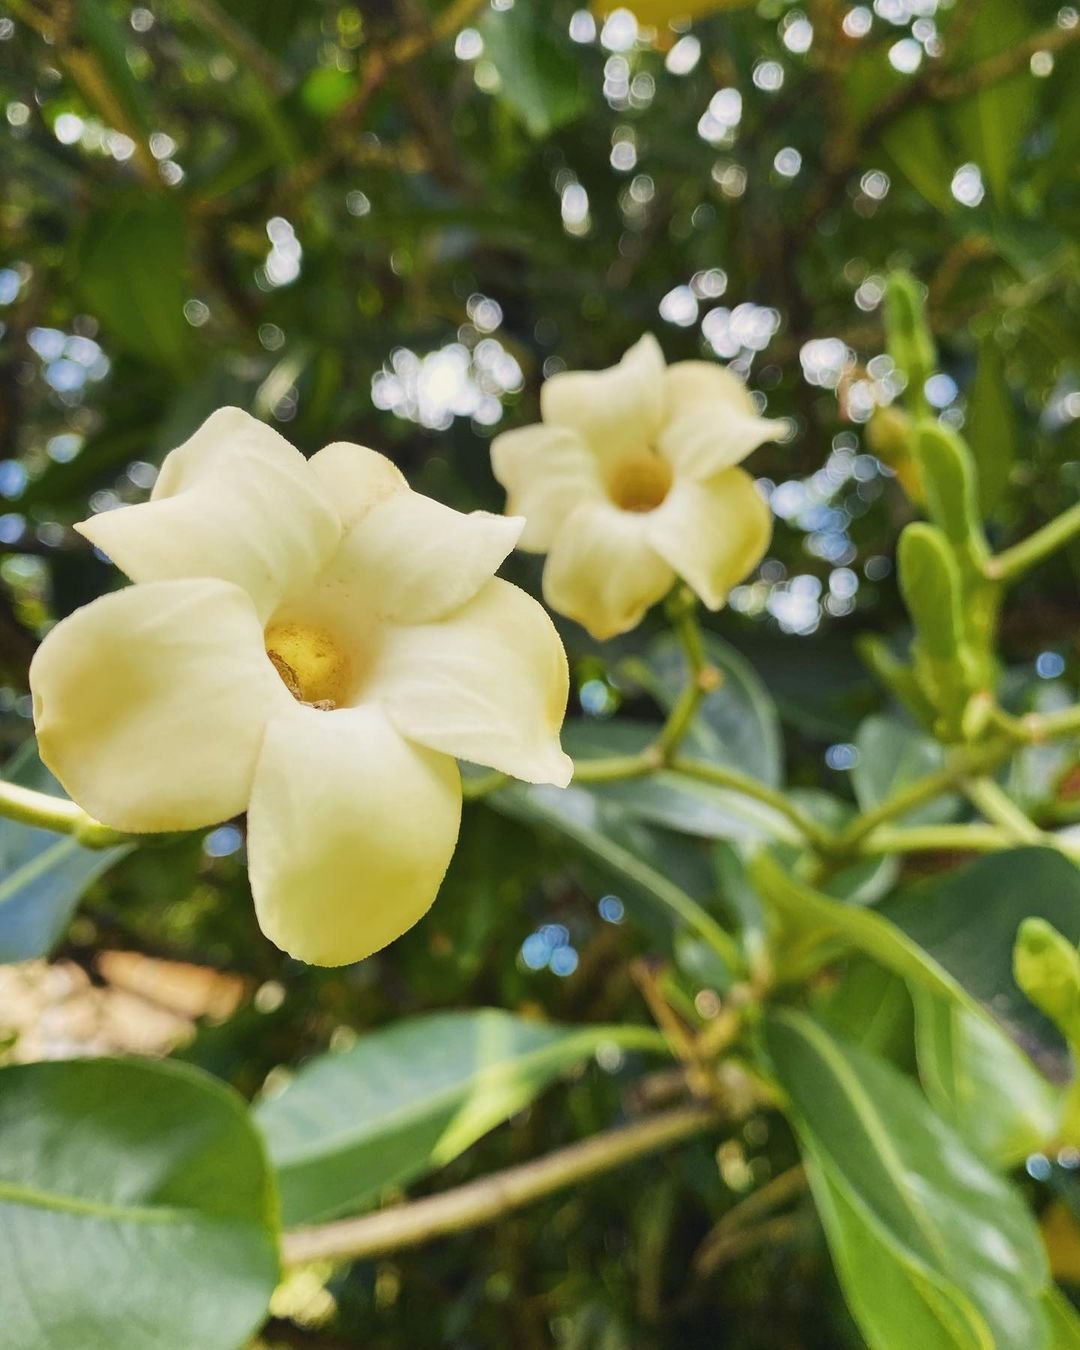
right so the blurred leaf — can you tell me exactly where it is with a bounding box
[948,0,1031,205]
[913,988,1062,1167]
[766,1009,1050,1350]
[75,197,190,372]
[641,631,784,786]
[881,847,1080,1078]
[480,5,587,138]
[0,741,130,964]
[68,0,151,139]
[256,1009,668,1225]
[852,714,960,826]
[1045,1284,1080,1346]
[591,0,756,20]
[0,1057,278,1349]
[882,106,957,216]
[493,781,723,953]
[966,333,1017,515]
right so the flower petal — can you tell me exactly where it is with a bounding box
[645,468,772,610]
[542,502,675,640]
[247,704,462,966]
[490,423,604,552]
[306,440,408,527]
[540,334,666,468]
[330,490,524,624]
[76,408,341,623]
[658,362,785,479]
[369,578,572,786]
[29,578,293,833]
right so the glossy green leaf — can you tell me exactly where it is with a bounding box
[0,742,130,965]
[882,847,1080,1075]
[913,989,1062,1167]
[257,1009,669,1226]
[1045,1285,1080,1347]
[852,714,959,826]
[765,1009,1050,1350]
[751,850,979,1013]
[75,197,190,371]
[0,1058,278,1350]
[480,6,587,138]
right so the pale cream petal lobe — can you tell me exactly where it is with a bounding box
[29,578,293,833]
[540,334,666,468]
[76,408,341,622]
[541,502,675,641]
[307,441,408,527]
[332,490,523,624]
[645,468,772,610]
[247,704,462,967]
[658,362,784,478]
[370,578,572,787]
[490,423,604,552]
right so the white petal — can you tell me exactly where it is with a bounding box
[369,578,572,786]
[29,579,293,832]
[542,501,675,640]
[247,704,462,966]
[331,489,524,624]
[77,408,341,623]
[490,423,604,552]
[540,334,666,468]
[307,440,408,527]
[645,468,772,610]
[658,362,785,478]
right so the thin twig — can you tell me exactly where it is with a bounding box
[281,1105,721,1267]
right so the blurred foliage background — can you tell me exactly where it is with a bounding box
[1,0,1079,1344]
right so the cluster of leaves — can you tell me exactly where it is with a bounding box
[1,0,1079,1347]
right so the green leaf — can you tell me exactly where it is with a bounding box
[966,333,1017,515]
[256,1009,668,1226]
[1045,1285,1080,1348]
[750,850,980,1014]
[642,631,784,787]
[0,742,130,964]
[563,720,795,844]
[72,0,152,138]
[75,196,190,371]
[948,0,1032,205]
[492,782,735,961]
[913,989,1062,1167]
[765,1009,1050,1350]
[480,6,587,139]
[881,106,957,216]
[852,715,960,826]
[882,847,1080,1075]
[0,1057,278,1350]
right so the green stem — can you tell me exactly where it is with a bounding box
[281,1104,719,1267]
[831,738,1015,852]
[857,822,1012,856]
[984,502,1080,583]
[963,775,1046,845]
[573,753,658,785]
[0,780,127,848]
[672,756,832,849]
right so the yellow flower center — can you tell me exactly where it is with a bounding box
[265,622,352,710]
[608,453,673,513]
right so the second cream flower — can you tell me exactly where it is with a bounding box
[491,334,782,640]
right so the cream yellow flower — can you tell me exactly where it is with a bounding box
[29,409,571,966]
[491,335,782,640]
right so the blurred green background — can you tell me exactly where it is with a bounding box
[1,0,1078,1344]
